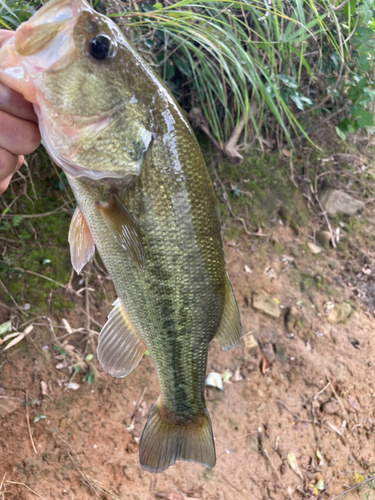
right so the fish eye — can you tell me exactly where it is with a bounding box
[88,34,113,61]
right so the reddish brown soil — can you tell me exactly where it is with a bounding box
[1,219,375,500]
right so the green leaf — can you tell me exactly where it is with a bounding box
[358,111,374,127]
[222,369,232,383]
[33,414,46,423]
[83,370,95,385]
[144,350,150,356]
[358,0,375,24]
[53,345,66,355]
[316,478,324,491]
[12,215,23,228]
[0,320,11,335]
[85,353,94,361]
[335,126,347,141]
[153,2,163,10]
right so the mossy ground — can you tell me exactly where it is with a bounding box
[0,150,74,312]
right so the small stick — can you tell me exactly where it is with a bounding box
[314,381,331,400]
[326,374,349,418]
[25,390,37,455]
[131,386,148,426]
[1,200,72,219]
[276,399,312,424]
[0,473,6,492]
[14,267,66,289]
[263,449,292,500]
[6,481,44,499]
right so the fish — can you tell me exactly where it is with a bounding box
[0,0,241,473]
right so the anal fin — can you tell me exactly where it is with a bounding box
[98,192,145,272]
[68,206,95,274]
[97,298,146,378]
[214,279,241,352]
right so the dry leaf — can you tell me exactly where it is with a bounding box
[155,493,184,500]
[226,240,237,247]
[287,451,304,479]
[233,367,243,382]
[244,264,252,274]
[353,472,364,485]
[348,395,361,412]
[40,381,48,397]
[282,149,290,157]
[65,382,80,391]
[3,325,33,351]
[362,266,372,275]
[261,357,268,375]
[62,318,74,334]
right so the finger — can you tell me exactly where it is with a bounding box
[0,148,19,195]
[0,30,14,47]
[0,83,38,122]
[0,110,40,155]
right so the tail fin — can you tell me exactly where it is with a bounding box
[139,399,216,473]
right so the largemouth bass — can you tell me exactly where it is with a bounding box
[0,0,241,473]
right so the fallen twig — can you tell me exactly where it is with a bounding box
[6,481,44,499]
[263,449,292,500]
[25,390,37,455]
[330,475,375,499]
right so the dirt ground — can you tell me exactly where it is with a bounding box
[1,205,375,500]
[1,145,375,500]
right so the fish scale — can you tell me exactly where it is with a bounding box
[0,0,241,473]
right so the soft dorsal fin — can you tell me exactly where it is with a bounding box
[98,192,145,271]
[68,206,95,275]
[97,298,146,378]
[214,279,241,352]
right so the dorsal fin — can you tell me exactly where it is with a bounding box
[97,298,146,378]
[68,206,95,274]
[214,279,241,352]
[98,192,145,272]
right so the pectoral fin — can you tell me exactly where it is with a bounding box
[214,279,241,352]
[97,298,146,378]
[98,192,145,271]
[68,206,95,274]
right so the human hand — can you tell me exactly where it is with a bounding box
[0,30,41,195]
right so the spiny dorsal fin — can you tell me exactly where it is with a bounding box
[98,192,145,272]
[68,206,95,275]
[214,279,241,352]
[139,398,216,473]
[97,298,146,378]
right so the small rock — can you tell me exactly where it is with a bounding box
[241,363,256,378]
[243,334,258,354]
[285,305,304,333]
[327,303,352,324]
[262,343,276,364]
[252,290,281,318]
[274,344,288,363]
[322,401,339,414]
[316,231,332,249]
[0,397,21,417]
[246,434,259,452]
[307,242,322,254]
[320,189,365,216]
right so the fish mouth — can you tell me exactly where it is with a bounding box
[13,0,86,71]
[15,0,78,56]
